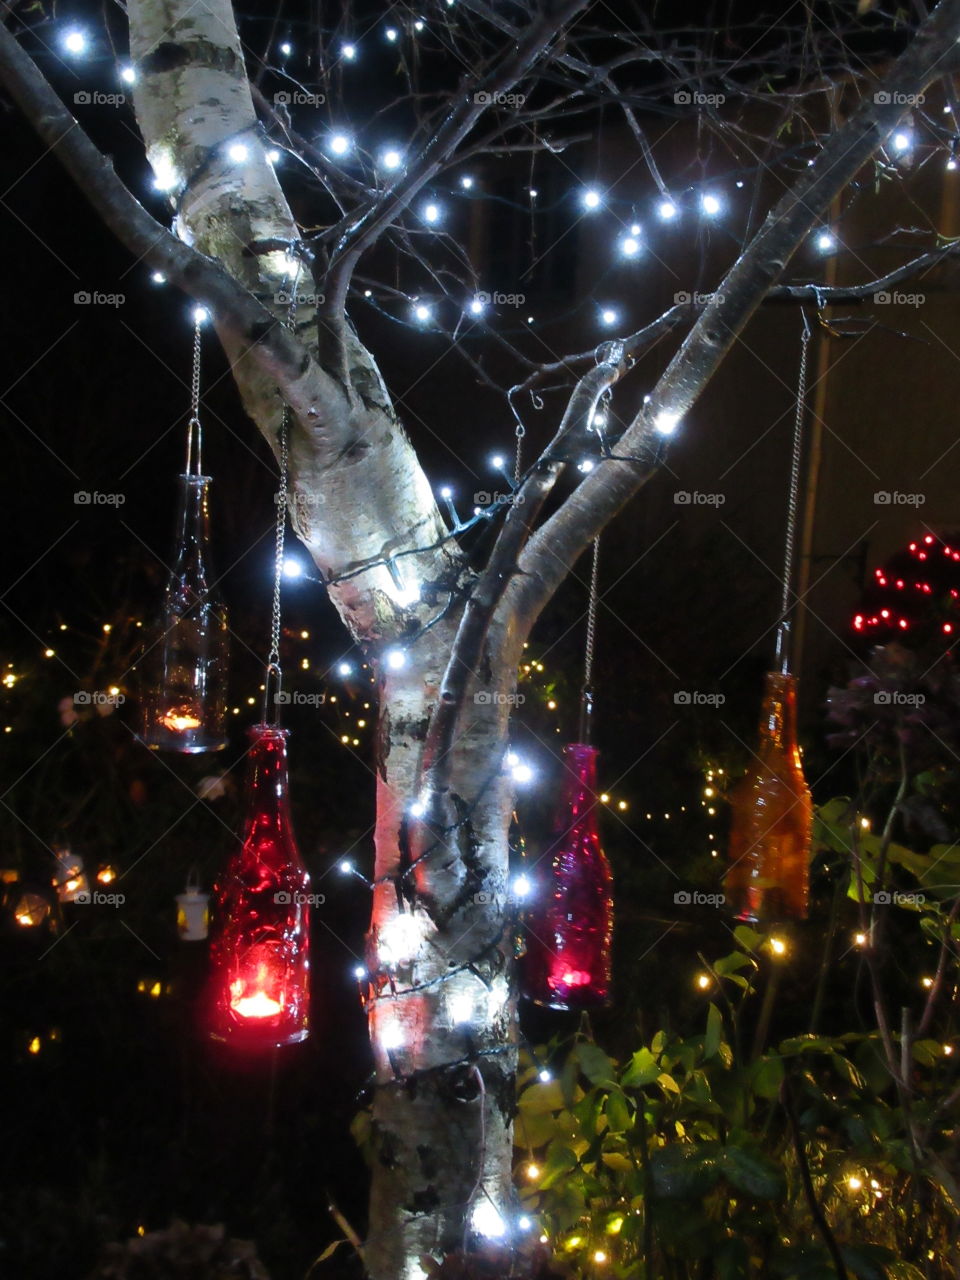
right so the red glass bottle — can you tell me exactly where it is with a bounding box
[725,672,811,922]
[142,474,229,753]
[208,725,310,1048]
[522,743,614,1009]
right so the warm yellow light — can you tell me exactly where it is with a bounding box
[860,817,870,830]
[922,976,934,989]
[617,800,627,811]
[547,699,557,710]
[246,696,255,705]
[593,1251,608,1264]
[43,648,55,658]
[607,1216,624,1235]
[353,738,360,746]
[854,932,867,946]
[357,719,367,728]
[103,624,112,633]
[769,936,787,956]
[600,793,610,803]
[137,1226,145,1237]
[137,980,147,993]
[161,711,202,732]
[847,1175,863,1192]
[60,623,68,631]
[707,806,716,816]
[2,673,15,688]
[526,1163,540,1180]
[341,735,350,744]
[232,991,283,1018]
[704,786,715,797]
[565,1236,583,1250]
[300,629,309,639]
[28,1036,41,1055]
[696,972,711,990]
[97,867,117,884]
[945,1044,954,1056]
[300,658,309,669]
[108,686,120,696]
[149,981,162,998]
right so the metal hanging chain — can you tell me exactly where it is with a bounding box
[775,312,812,675]
[185,313,203,476]
[578,535,601,744]
[514,417,525,486]
[262,269,301,723]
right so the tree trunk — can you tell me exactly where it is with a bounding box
[363,615,520,1279]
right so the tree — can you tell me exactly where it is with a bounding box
[3,0,960,1274]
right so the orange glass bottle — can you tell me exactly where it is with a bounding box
[726,672,811,922]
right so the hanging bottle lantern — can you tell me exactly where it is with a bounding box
[52,844,90,903]
[176,867,210,941]
[208,725,311,1047]
[725,672,812,922]
[725,317,813,922]
[522,538,614,1009]
[142,316,229,753]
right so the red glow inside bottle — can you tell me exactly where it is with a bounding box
[522,743,614,1009]
[208,725,310,1048]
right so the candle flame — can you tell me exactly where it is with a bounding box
[161,711,202,732]
[231,990,283,1019]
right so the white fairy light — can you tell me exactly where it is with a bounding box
[386,648,407,670]
[152,155,179,192]
[600,307,619,327]
[657,198,678,220]
[227,143,249,164]
[353,965,366,980]
[816,230,836,252]
[328,133,352,156]
[380,148,403,171]
[279,41,292,55]
[472,1202,506,1239]
[518,1216,533,1231]
[193,306,209,325]
[449,990,473,1023]
[409,799,426,818]
[468,296,485,316]
[342,43,357,60]
[63,29,88,55]
[700,192,722,216]
[511,759,534,784]
[266,149,281,164]
[538,1068,552,1082]
[422,202,441,224]
[379,912,427,966]
[385,27,398,41]
[337,661,353,676]
[412,302,432,324]
[339,859,353,875]
[460,175,474,189]
[379,1021,403,1051]
[414,19,425,31]
[120,66,136,85]
[151,271,166,285]
[948,158,958,171]
[282,556,304,578]
[581,187,603,210]
[892,131,911,153]
[654,409,681,436]
[490,454,506,470]
[578,459,595,473]
[439,485,453,499]
[620,235,641,257]
[512,873,532,899]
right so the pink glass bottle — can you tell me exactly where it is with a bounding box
[208,725,310,1048]
[522,743,614,1009]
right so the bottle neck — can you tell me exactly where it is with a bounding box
[758,672,801,762]
[171,474,213,576]
[240,726,296,854]
[559,742,599,821]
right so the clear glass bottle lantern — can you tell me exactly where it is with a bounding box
[208,726,311,1048]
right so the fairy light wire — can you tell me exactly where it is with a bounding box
[578,536,600,743]
[774,312,812,674]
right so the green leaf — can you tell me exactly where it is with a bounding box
[518,1080,565,1114]
[704,1003,724,1060]
[316,1240,349,1263]
[779,1034,837,1055]
[841,1244,897,1280]
[658,1071,681,1094]
[605,1088,632,1134]
[733,924,764,954]
[713,950,753,978]
[719,1145,785,1199]
[621,1047,660,1088]
[601,1151,635,1173]
[750,1054,784,1100]
[576,1042,617,1085]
